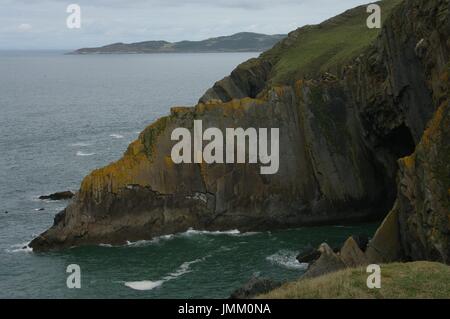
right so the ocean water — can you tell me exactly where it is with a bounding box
[0,51,377,298]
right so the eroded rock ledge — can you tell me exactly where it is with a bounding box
[30,0,449,252]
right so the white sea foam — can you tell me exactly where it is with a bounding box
[182,228,241,236]
[6,242,33,253]
[69,142,92,147]
[99,229,258,249]
[110,134,124,139]
[124,257,208,291]
[123,229,256,247]
[266,250,309,270]
[99,243,113,247]
[76,151,95,156]
[124,280,164,291]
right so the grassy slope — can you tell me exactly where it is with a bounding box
[258,262,450,299]
[250,0,403,84]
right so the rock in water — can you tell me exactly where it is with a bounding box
[296,245,321,264]
[230,277,283,299]
[39,191,74,201]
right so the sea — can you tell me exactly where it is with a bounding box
[0,50,377,298]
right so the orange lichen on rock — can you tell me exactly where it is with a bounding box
[420,101,446,147]
[79,116,171,202]
[170,106,194,117]
[401,155,416,170]
[195,97,264,116]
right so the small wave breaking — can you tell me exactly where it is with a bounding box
[124,256,209,291]
[6,242,33,253]
[110,134,124,139]
[100,228,259,249]
[69,142,92,147]
[76,151,95,157]
[266,250,308,270]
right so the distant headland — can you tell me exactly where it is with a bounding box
[69,32,286,54]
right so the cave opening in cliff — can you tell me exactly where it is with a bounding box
[382,123,416,159]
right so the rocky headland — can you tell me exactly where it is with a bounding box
[71,32,286,54]
[31,0,449,271]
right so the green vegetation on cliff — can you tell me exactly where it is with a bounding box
[266,0,403,83]
[259,261,450,299]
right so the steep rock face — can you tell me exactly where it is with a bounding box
[30,0,449,251]
[396,102,449,263]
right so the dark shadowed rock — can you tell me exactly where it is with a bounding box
[351,234,369,252]
[39,191,74,201]
[230,277,283,299]
[296,245,321,264]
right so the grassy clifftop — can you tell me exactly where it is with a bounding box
[259,261,450,299]
[242,0,403,85]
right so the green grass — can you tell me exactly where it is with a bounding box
[258,261,450,299]
[260,0,403,84]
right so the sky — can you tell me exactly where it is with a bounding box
[0,0,371,50]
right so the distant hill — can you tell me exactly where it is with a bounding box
[70,32,286,54]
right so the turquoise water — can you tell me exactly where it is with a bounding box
[0,51,377,298]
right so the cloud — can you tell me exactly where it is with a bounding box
[17,23,32,31]
[0,0,371,49]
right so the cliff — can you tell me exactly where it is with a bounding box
[31,0,449,254]
[70,32,286,54]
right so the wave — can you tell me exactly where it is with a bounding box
[76,151,95,156]
[110,134,124,139]
[182,228,241,236]
[124,256,209,291]
[97,228,259,249]
[69,142,92,147]
[266,250,309,270]
[6,242,33,253]
[124,280,164,291]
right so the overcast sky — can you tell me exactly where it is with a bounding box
[0,0,371,50]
